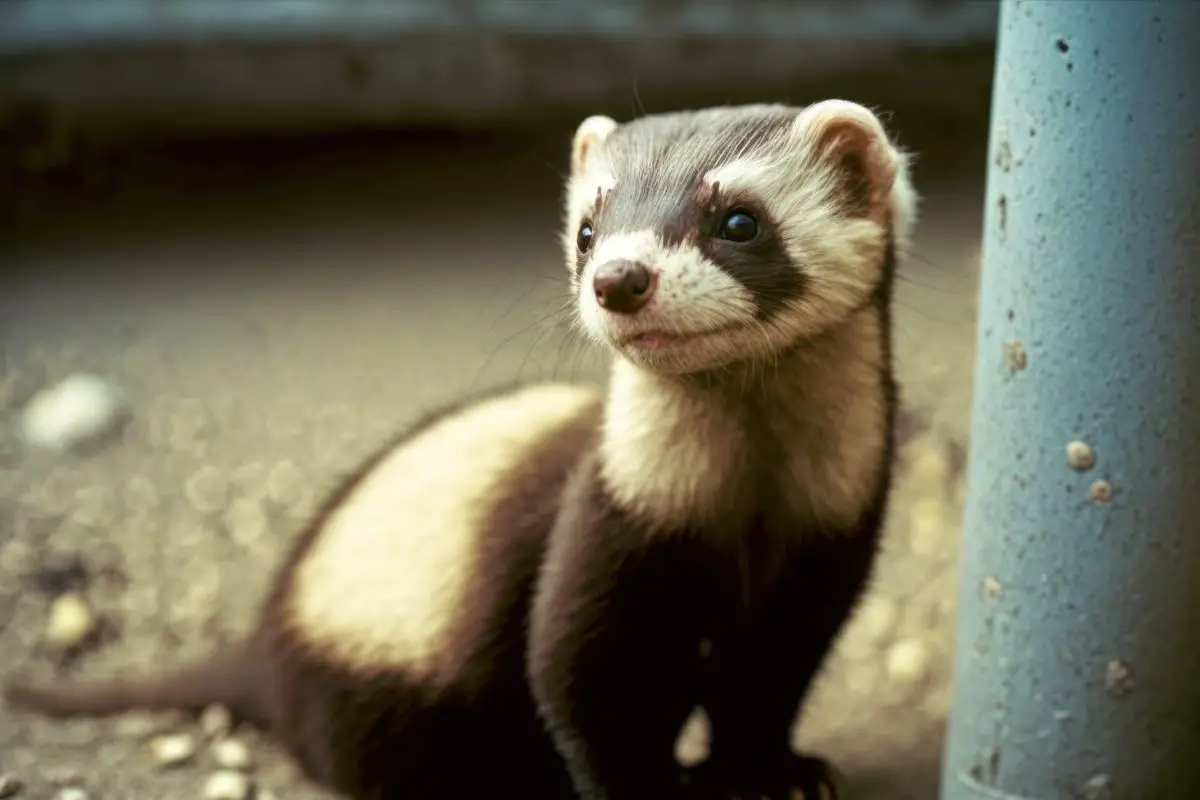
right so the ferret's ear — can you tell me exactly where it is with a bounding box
[791,100,900,221]
[571,115,618,176]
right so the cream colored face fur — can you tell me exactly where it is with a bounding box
[286,383,601,682]
[565,102,920,532]
[565,100,917,376]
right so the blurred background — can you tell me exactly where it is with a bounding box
[1,2,997,798]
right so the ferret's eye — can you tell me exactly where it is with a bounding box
[718,210,758,243]
[577,221,595,253]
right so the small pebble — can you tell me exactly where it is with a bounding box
[212,738,253,771]
[0,774,24,799]
[149,732,197,767]
[53,789,88,800]
[885,638,931,686]
[1081,773,1112,800]
[186,466,229,514]
[1089,479,1113,503]
[200,704,233,739]
[1003,340,1027,373]
[1105,659,1134,696]
[1066,440,1096,470]
[19,373,124,453]
[908,498,948,556]
[203,770,252,800]
[44,592,94,648]
[908,440,951,493]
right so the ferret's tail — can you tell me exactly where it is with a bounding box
[4,640,265,726]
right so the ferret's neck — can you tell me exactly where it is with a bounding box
[598,305,892,532]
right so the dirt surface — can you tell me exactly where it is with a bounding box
[0,98,988,799]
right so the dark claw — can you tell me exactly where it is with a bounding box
[788,752,842,800]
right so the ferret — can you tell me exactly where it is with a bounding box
[527,100,916,800]
[4,100,918,800]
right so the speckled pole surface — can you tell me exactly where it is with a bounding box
[940,1,1200,798]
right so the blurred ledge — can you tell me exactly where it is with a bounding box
[0,1,998,202]
[1,0,997,54]
[0,1,995,137]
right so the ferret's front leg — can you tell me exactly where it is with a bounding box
[529,466,718,800]
[698,528,882,800]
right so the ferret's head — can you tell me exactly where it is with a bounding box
[563,101,917,375]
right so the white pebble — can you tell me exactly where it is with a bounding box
[885,638,932,686]
[203,770,252,800]
[149,732,196,767]
[44,592,94,648]
[200,704,233,739]
[19,374,123,453]
[211,738,252,771]
[908,437,951,489]
[908,498,948,556]
[54,789,88,800]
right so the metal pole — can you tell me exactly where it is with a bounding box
[940,1,1200,798]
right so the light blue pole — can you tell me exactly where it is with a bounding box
[940,1,1200,798]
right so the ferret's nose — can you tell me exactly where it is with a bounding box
[592,260,654,314]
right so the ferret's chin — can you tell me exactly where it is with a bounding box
[604,327,746,375]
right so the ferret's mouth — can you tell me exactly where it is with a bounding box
[617,326,734,351]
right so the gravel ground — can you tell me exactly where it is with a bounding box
[0,107,987,800]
